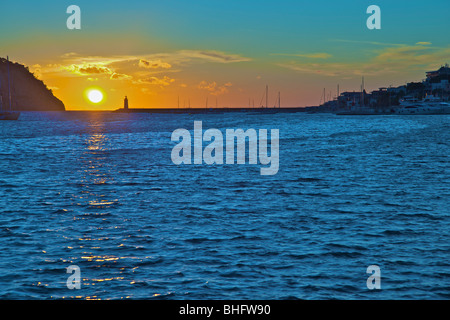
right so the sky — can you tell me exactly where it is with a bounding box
[1,0,449,110]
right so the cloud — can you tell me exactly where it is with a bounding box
[135,76,175,88]
[110,73,132,80]
[62,64,113,76]
[60,53,138,65]
[178,50,251,63]
[79,65,112,75]
[198,80,217,91]
[370,45,450,71]
[133,50,250,67]
[30,64,42,78]
[278,62,352,77]
[373,45,431,62]
[271,53,332,59]
[277,44,450,78]
[416,42,432,46]
[61,52,78,58]
[330,39,405,47]
[198,81,231,95]
[60,60,133,81]
[56,53,138,79]
[211,86,229,96]
[52,50,249,83]
[31,63,63,78]
[140,87,156,95]
[138,59,172,69]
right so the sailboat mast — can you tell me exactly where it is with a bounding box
[7,56,12,111]
[0,66,2,112]
[278,92,281,108]
[266,85,268,108]
[361,76,365,107]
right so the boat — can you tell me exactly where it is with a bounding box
[0,111,20,120]
[0,56,20,120]
[399,95,420,107]
[336,107,381,115]
[395,95,450,115]
[335,76,387,115]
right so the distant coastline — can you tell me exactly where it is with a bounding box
[114,107,308,114]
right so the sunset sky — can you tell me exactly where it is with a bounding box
[1,0,449,110]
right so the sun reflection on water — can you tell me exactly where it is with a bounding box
[76,118,119,214]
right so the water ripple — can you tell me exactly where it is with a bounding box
[0,112,448,299]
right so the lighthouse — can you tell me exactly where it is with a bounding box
[124,96,129,110]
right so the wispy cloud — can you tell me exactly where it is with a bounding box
[370,44,450,72]
[61,62,133,81]
[278,43,450,78]
[330,39,406,47]
[134,76,175,88]
[277,62,353,77]
[110,73,132,80]
[61,54,138,65]
[178,50,251,63]
[139,50,251,66]
[198,80,232,95]
[42,50,250,83]
[63,64,113,76]
[271,53,332,59]
[138,59,172,69]
[416,42,432,46]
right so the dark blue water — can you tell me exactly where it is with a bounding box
[0,111,448,299]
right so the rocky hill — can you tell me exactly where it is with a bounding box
[0,57,65,111]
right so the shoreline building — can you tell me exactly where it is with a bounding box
[314,63,450,113]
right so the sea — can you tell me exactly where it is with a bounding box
[0,111,448,300]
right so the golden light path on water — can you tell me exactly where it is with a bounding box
[57,114,165,299]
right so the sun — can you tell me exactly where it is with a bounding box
[87,89,104,104]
